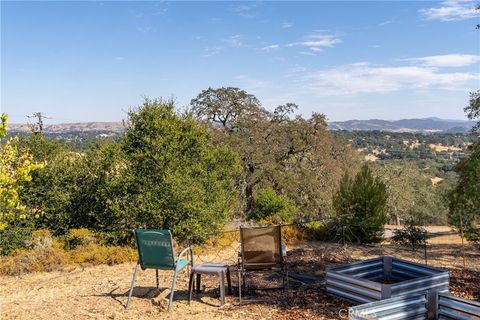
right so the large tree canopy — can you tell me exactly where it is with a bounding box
[190,87,268,131]
[372,162,450,225]
[190,87,358,219]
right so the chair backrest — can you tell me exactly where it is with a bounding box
[134,229,176,270]
[240,225,282,269]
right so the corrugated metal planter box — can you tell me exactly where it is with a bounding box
[349,293,428,320]
[326,256,449,304]
[437,293,480,320]
[348,292,480,320]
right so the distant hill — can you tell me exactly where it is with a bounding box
[9,122,124,133]
[7,118,476,134]
[328,118,475,133]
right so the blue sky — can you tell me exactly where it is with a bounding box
[1,1,479,124]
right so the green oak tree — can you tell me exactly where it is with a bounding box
[115,98,241,243]
[190,87,358,219]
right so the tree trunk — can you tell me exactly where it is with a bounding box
[396,215,401,225]
[244,163,255,214]
[245,183,254,214]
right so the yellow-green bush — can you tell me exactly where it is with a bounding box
[66,228,97,249]
[69,244,137,266]
[282,225,307,246]
[303,221,326,240]
[27,229,64,249]
[0,247,67,275]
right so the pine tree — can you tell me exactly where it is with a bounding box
[334,165,388,243]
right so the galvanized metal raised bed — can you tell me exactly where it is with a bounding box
[348,292,480,320]
[437,293,480,320]
[326,256,449,304]
[349,293,428,320]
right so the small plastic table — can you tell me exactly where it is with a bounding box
[188,263,232,306]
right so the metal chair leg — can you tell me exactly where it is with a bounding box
[156,269,159,288]
[238,266,242,304]
[126,263,140,309]
[168,269,179,312]
[285,263,289,291]
[188,271,195,305]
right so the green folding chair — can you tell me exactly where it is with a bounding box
[126,229,193,312]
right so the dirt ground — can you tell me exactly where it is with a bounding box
[1,241,479,320]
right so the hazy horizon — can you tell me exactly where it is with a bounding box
[7,116,476,126]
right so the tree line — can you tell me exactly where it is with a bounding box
[1,88,479,254]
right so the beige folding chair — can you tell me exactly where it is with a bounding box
[237,225,288,302]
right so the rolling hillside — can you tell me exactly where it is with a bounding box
[329,118,475,133]
[8,118,475,133]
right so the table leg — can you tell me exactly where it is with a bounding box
[226,267,232,295]
[219,272,225,306]
[196,273,201,294]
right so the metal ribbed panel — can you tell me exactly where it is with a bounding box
[392,260,438,276]
[326,258,384,304]
[391,273,450,295]
[349,294,428,320]
[437,293,480,320]
[326,277,382,300]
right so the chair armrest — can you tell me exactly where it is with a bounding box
[177,246,193,264]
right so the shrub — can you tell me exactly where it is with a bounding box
[66,228,97,249]
[26,229,59,249]
[303,220,327,240]
[333,165,388,243]
[116,99,241,243]
[97,230,135,246]
[0,114,44,232]
[0,228,138,275]
[465,227,480,249]
[282,225,306,245]
[249,188,297,223]
[18,137,125,236]
[0,246,67,275]
[0,219,34,255]
[391,220,427,251]
[68,244,137,266]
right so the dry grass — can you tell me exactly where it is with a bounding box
[430,177,444,185]
[1,226,479,319]
[0,244,137,276]
[0,229,137,276]
[428,143,462,152]
[364,154,379,161]
[1,239,479,320]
